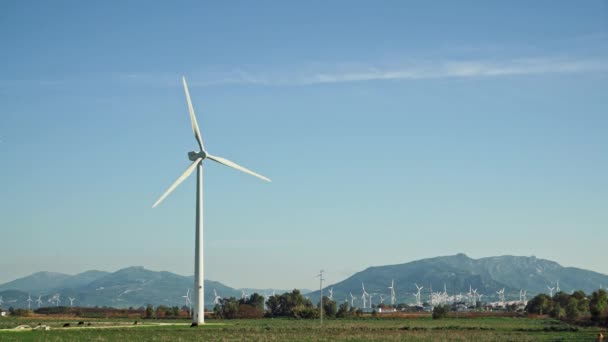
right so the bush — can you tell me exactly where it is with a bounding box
[432,305,449,319]
[11,309,32,317]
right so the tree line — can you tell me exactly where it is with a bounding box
[525,288,607,325]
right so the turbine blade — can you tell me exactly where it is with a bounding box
[182,76,204,151]
[207,155,271,182]
[153,158,202,208]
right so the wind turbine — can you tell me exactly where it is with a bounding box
[361,283,369,309]
[26,294,33,310]
[368,293,374,307]
[0,296,3,307]
[241,290,248,300]
[495,288,505,305]
[349,292,356,307]
[472,289,478,306]
[388,279,396,306]
[328,287,333,301]
[556,280,560,293]
[213,289,221,305]
[36,296,42,308]
[68,297,76,307]
[152,77,270,325]
[547,286,555,297]
[182,289,192,312]
[414,283,423,306]
[379,294,385,304]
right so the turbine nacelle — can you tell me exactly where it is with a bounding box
[188,150,207,161]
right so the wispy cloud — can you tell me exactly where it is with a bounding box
[2,56,607,88]
[188,57,608,86]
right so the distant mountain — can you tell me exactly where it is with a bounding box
[0,267,240,310]
[237,288,313,296]
[3,255,605,310]
[307,254,608,304]
[0,270,109,293]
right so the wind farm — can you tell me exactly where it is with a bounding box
[2,1,608,341]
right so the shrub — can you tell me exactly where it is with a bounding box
[432,305,449,319]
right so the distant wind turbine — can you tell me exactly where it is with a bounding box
[26,294,33,310]
[213,289,222,305]
[361,283,369,309]
[388,279,396,306]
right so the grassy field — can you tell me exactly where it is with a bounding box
[0,316,605,341]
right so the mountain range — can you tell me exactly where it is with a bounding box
[1,254,607,309]
[0,266,296,310]
[306,254,608,304]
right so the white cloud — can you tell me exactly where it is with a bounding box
[2,57,606,88]
[187,57,608,86]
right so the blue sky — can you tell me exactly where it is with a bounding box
[1,1,607,290]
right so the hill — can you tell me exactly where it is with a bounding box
[0,270,109,293]
[307,254,608,305]
[0,267,241,309]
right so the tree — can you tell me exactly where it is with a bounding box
[525,294,552,315]
[565,298,580,320]
[267,290,315,318]
[215,297,240,319]
[145,304,154,319]
[320,296,337,318]
[243,293,265,312]
[432,305,449,319]
[551,303,564,319]
[336,302,351,318]
[571,290,589,314]
[590,289,608,323]
[155,305,170,318]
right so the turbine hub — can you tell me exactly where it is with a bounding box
[188,150,207,161]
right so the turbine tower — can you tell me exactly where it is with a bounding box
[213,289,222,305]
[388,279,396,306]
[153,77,271,325]
[414,283,423,306]
[349,292,356,307]
[0,296,3,307]
[26,294,33,310]
[182,289,192,313]
[361,283,369,309]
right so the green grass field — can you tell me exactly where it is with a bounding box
[1,316,605,341]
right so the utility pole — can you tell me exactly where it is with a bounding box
[317,270,325,325]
